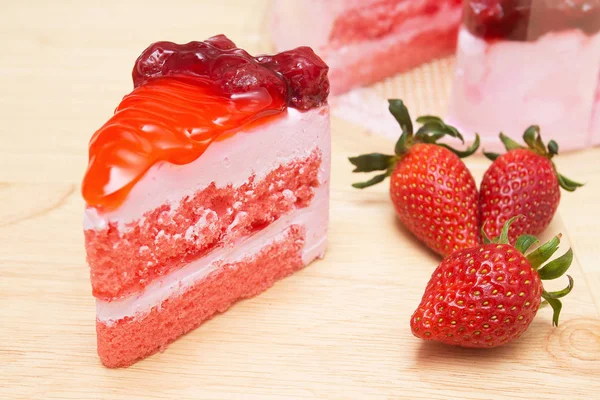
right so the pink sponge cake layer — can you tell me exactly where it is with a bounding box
[82,37,331,367]
[96,182,328,367]
[86,149,321,300]
[272,0,462,94]
[97,227,305,368]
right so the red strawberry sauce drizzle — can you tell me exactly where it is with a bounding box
[463,0,600,41]
[82,35,329,211]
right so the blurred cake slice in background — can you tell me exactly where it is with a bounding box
[272,0,463,94]
[447,0,600,151]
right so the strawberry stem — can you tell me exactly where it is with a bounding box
[349,99,480,189]
[492,126,584,192]
[491,219,574,326]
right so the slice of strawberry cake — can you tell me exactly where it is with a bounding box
[271,0,463,94]
[82,35,331,368]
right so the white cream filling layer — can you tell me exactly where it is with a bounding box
[96,184,329,324]
[84,106,330,230]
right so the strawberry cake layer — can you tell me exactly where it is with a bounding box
[448,1,600,151]
[85,106,328,301]
[97,185,328,367]
[82,36,331,367]
[272,0,462,94]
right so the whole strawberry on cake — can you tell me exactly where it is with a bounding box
[82,35,331,368]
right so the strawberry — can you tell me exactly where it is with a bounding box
[411,217,574,348]
[349,100,481,257]
[481,126,583,244]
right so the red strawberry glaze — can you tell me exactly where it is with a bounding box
[133,36,329,111]
[82,77,286,211]
[82,35,329,211]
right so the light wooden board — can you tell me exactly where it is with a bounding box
[1,1,600,399]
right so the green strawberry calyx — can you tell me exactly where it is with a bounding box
[483,126,584,192]
[349,99,480,189]
[482,216,574,327]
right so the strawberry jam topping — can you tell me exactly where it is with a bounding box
[463,0,600,41]
[83,35,329,211]
[133,35,329,110]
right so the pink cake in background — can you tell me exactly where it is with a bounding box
[592,73,600,145]
[272,0,463,94]
[448,1,600,151]
[82,35,331,368]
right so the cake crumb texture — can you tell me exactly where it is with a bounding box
[86,151,321,300]
[97,225,306,368]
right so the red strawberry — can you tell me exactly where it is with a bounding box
[411,217,574,348]
[349,100,481,257]
[481,126,583,243]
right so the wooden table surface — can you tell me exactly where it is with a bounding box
[2,1,600,399]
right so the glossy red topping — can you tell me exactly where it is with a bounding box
[133,35,329,110]
[82,77,286,210]
[83,35,329,211]
[463,0,600,41]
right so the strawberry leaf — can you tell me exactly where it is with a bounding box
[437,134,480,159]
[499,133,524,151]
[388,99,413,137]
[395,131,408,155]
[515,234,538,254]
[493,215,521,245]
[419,132,447,144]
[547,140,559,156]
[557,173,584,192]
[526,234,561,269]
[540,294,563,327]
[537,248,573,280]
[483,151,500,161]
[522,125,540,149]
[542,275,574,299]
[481,223,492,245]
[352,172,389,189]
[349,153,393,172]
[415,117,464,144]
[415,115,443,125]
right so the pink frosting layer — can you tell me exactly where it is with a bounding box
[96,184,329,323]
[84,106,330,230]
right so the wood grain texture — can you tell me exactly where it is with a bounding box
[1,1,599,399]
